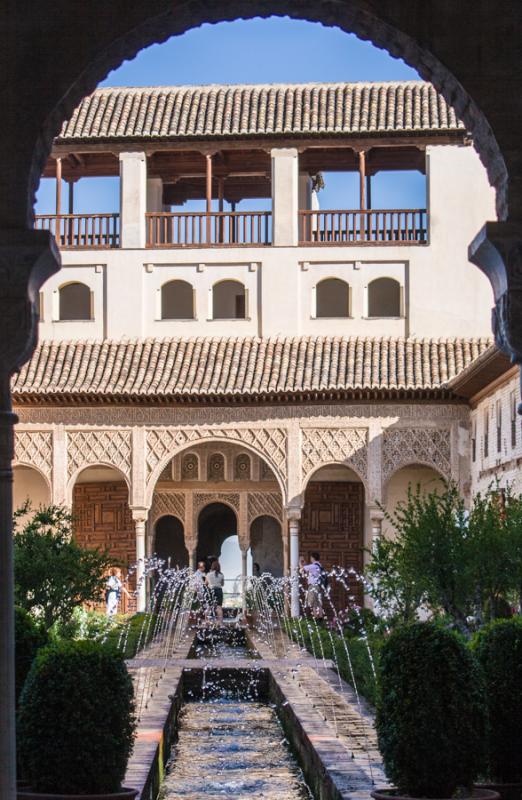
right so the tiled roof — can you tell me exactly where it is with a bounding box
[58,81,464,142]
[12,337,491,402]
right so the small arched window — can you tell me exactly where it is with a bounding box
[208,453,225,481]
[58,282,91,321]
[161,280,194,320]
[234,453,251,480]
[368,278,401,318]
[181,453,199,480]
[212,280,246,320]
[316,278,350,318]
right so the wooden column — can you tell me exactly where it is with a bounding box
[358,150,366,241]
[218,176,224,243]
[55,157,62,215]
[205,153,212,243]
[358,150,366,210]
[68,180,74,214]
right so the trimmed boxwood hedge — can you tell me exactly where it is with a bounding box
[376,623,485,798]
[17,639,136,794]
[14,606,46,705]
[472,617,522,783]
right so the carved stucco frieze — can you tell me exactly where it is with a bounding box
[66,429,132,479]
[301,427,368,483]
[193,492,240,519]
[145,427,287,486]
[150,491,186,525]
[247,492,283,526]
[382,427,452,484]
[14,430,53,479]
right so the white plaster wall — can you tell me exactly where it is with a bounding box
[470,371,522,495]
[39,142,495,342]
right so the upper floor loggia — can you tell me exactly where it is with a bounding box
[34,81,466,251]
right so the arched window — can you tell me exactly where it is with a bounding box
[161,279,194,320]
[212,280,246,320]
[181,453,199,480]
[316,278,350,318]
[58,282,91,321]
[234,453,251,480]
[368,278,401,318]
[207,453,225,481]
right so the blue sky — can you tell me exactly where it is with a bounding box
[36,17,425,214]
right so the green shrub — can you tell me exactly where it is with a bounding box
[17,639,136,794]
[376,623,485,798]
[51,606,116,643]
[472,617,522,782]
[14,607,46,705]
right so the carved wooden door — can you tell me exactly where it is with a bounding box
[301,481,364,612]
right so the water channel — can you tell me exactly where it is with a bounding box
[161,699,312,799]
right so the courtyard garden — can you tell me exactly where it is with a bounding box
[12,482,522,799]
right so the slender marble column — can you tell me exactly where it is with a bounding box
[288,514,301,617]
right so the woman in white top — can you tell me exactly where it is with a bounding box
[205,559,225,624]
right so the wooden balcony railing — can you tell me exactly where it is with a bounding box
[146,211,272,247]
[35,213,120,248]
[299,209,428,245]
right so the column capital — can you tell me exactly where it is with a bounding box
[130,506,149,524]
[285,505,302,522]
[368,507,385,523]
[0,230,60,379]
[469,221,522,366]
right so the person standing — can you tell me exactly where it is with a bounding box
[205,559,225,625]
[299,552,325,619]
[105,567,130,617]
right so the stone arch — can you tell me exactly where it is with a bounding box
[249,514,283,577]
[26,2,506,231]
[13,464,52,521]
[382,463,447,539]
[383,460,448,498]
[301,460,369,502]
[145,434,287,505]
[153,514,188,568]
[66,463,130,506]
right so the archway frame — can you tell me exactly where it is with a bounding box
[26,1,507,231]
[145,436,287,507]
[66,462,131,506]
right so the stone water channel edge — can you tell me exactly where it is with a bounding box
[124,626,387,800]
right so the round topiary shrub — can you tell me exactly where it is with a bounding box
[472,617,522,783]
[376,622,485,798]
[17,639,136,794]
[14,606,46,705]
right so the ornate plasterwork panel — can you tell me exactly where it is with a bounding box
[207,452,225,481]
[181,453,199,480]
[247,492,283,526]
[235,453,251,480]
[14,431,52,479]
[150,492,186,525]
[301,427,368,482]
[193,492,240,518]
[382,428,452,483]
[146,427,287,484]
[67,429,132,479]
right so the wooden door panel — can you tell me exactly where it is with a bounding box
[301,481,364,610]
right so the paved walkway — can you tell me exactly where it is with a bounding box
[124,625,388,799]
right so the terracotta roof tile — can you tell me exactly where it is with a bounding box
[12,336,492,401]
[58,81,464,143]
